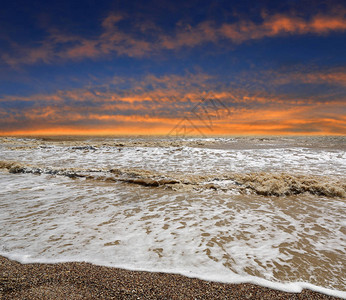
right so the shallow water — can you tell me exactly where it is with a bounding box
[0,136,345,297]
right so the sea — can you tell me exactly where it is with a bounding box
[0,136,345,298]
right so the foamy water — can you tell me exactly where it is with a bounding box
[0,136,345,298]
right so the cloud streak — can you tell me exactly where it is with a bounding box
[2,10,346,66]
[1,72,345,135]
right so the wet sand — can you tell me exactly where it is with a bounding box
[0,256,341,299]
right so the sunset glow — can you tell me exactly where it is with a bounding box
[0,1,345,136]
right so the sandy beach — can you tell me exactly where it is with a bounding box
[0,256,341,299]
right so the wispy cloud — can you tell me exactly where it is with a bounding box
[259,67,346,87]
[219,12,346,42]
[2,10,346,66]
[1,72,345,135]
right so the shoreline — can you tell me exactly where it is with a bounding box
[0,256,342,299]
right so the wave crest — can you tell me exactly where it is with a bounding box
[0,160,344,198]
[231,173,345,197]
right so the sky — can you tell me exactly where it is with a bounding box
[0,0,345,136]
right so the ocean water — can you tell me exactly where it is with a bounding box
[0,136,345,297]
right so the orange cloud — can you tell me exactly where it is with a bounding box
[1,70,345,136]
[302,71,346,86]
[220,13,346,42]
[2,11,346,66]
[1,85,345,136]
[263,67,346,88]
[3,110,344,137]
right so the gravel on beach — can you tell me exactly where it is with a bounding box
[0,256,341,299]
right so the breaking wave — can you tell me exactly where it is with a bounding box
[1,160,344,198]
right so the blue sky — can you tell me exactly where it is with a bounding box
[0,0,345,135]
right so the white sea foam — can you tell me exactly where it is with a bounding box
[1,137,345,176]
[0,136,345,297]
